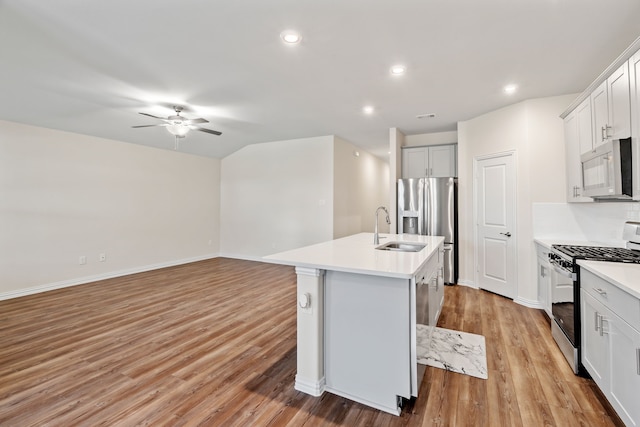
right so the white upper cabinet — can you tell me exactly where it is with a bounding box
[429,145,457,177]
[576,97,594,155]
[564,107,592,202]
[590,62,631,149]
[608,62,632,140]
[401,144,457,178]
[562,40,640,202]
[402,147,428,178]
[590,81,609,149]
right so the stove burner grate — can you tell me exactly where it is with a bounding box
[551,244,640,263]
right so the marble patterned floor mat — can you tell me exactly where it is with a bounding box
[416,325,488,380]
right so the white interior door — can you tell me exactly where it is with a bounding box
[475,153,516,299]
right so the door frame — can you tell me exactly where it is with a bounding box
[472,150,518,298]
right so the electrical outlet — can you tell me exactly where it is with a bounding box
[79,256,87,265]
[99,253,106,262]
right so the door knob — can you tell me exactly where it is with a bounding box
[500,232,512,237]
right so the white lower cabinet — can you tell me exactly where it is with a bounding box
[535,243,552,316]
[428,266,445,327]
[324,271,411,415]
[323,243,444,416]
[581,290,609,387]
[608,312,640,427]
[580,269,640,426]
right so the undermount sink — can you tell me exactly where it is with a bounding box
[375,241,426,252]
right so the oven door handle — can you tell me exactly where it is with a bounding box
[551,263,576,281]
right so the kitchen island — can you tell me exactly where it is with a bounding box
[265,232,445,415]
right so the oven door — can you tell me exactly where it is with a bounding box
[550,263,576,346]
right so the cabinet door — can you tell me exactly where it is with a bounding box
[607,314,640,427]
[607,62,631,140]
[576,98,594,155]
[428,273,442,327]
[581,290,609,390]
[429,145,457,177]
[564,111,591,202]
[402,147,428,178]
[591,81,609,148]
[537,256,552,316]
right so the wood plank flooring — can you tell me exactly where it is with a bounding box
[0,258,621,426]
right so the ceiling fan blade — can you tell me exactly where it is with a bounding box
[138,112,167,120]
[192,126,222,136]
[132,124,168,128]
[185,117,209,124]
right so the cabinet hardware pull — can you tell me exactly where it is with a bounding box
[601,126,607,141]
[594,288,607,296]
[637,348,640,376]
[595,312,600,331]
[600,317,607,336]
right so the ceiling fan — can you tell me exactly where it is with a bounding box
[132,106,222,138]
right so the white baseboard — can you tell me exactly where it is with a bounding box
[0,253,220,301]
[294,375,325,397]
[218,252,270,263]
[514,296,543,309]
[456,279,478,289]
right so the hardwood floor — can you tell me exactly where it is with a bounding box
[0,258,621,426]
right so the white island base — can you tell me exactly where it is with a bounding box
[265,233,445,415]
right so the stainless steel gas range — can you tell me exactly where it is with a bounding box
[548,221,640,374]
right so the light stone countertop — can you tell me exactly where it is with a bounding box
[533,238,610,250]
[264,232,444,279]
[577,260,640,300]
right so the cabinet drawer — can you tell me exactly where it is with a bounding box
[416,251,439,284]
[535,243,550,260]
[581,268,640,330]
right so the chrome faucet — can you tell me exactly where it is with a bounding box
[374,206,391,245]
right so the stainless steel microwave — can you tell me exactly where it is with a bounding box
[580,138,632,199]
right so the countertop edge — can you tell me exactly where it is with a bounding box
[264,233,444,279]
[577,260,640,300]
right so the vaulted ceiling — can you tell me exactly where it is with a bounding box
[1,1,639,158]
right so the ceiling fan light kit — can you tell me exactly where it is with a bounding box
[166,123,190,137]
[132,105,222,145]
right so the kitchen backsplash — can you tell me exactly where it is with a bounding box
[533,202,640,246]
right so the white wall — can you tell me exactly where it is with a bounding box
[457,94,576,304]
[0,120,220,298]
[389,128,405,233]
[333,137,389,238]
[220,136,335,259]
[404,130,458,147]
[533,202,640,246]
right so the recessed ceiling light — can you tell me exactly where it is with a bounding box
[281,31,302,44]
[390,65,406,76]
[504,84,518,95]
[363,105,374,114]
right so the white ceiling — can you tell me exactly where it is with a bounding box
[1,1,639,159]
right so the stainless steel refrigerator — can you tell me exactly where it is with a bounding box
[397,177,458,284]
